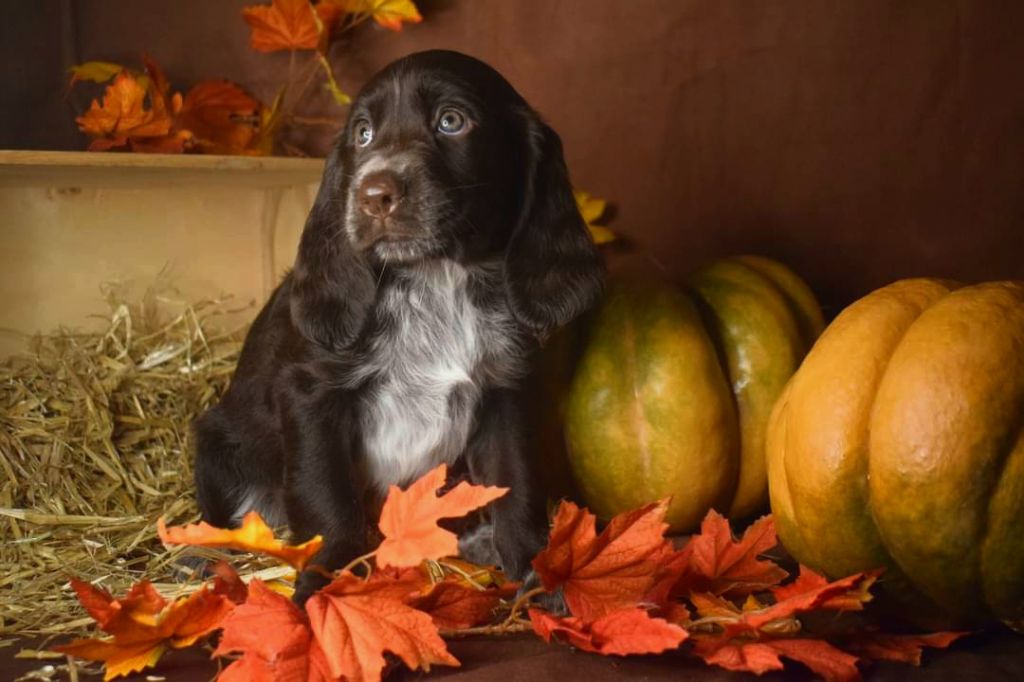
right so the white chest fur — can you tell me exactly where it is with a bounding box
[357,260,523,491]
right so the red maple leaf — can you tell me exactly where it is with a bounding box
[843,631,967,666]
[176,80,260,154]
[242,0,321,52]
[306,571,460,681]
[692,637,861,682]
[771,566,878,613]
[671,511,788,599]
[214,580,333,682]
[53,582,234,680]
[531,499,676,620]
[411,577,518,630]
[376,463,507,569]
[529,607,688,656]
[209,561,250,605]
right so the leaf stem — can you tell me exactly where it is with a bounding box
[505,586,547,623]
[439,620,532,638]
[340,550,377,576]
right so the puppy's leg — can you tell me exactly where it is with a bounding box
[193,405,247,529]
[464,390,549,582]
[278,366,366,605]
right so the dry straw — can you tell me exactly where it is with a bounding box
[0,284,273,641]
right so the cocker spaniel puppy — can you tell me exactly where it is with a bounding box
[193,50,604,602]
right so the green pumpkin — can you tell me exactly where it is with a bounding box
[565,256,823,532]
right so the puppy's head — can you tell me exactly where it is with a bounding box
[291,50,603,348]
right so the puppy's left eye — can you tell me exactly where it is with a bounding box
[436,109,467,136]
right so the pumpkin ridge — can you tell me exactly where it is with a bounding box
[863,288,946,571]
[979,420,1024,611]
[622,304,652,481]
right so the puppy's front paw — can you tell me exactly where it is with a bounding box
[517,568,567,616]
[293,569,331,607]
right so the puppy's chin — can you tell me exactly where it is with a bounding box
[371,237,436,263]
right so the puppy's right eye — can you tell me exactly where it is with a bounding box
[355,122,374,147]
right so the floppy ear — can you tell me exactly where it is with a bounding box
[289,150,376,350]
[504,115,604,335]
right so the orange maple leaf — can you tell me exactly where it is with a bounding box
[158,511,323,571]
[375,464,508,568]
[671,511,789,599]
[215,579,333,682]
[67,579,167,633]
[75,71,172,151]
[692,637,861,682]
[243,0,321,52]
[177,80,261,154]
[842,631,967,666]
[329,0,422,31]
[53,583,233,680]
[771,566,877,613]
[529,607,688,656]
[306,571,460,681]
[531,499,676,621]
[412,576,518,630]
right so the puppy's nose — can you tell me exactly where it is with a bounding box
[358,171,404,218]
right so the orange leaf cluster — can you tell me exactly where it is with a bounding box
[53,576,236,680]
[73,56,263,154]
[56,465,968,681]
[243,0,421,53]
[525,500,966,680]
[155,465,508,681]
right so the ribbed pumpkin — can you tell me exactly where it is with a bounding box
[767,278,1024,625]
[565,256,824,532]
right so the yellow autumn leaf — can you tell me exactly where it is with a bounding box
[157,511,323,571]
[69,61,126,86]
[336,0,423,31]
[574,189,616,244]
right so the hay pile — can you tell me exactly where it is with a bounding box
[0,289,257,640]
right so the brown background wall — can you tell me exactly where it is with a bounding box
[4,1,1024,313]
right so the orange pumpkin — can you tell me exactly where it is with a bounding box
[767,278,1024,625]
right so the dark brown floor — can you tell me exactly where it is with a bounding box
[6,631,1023,681]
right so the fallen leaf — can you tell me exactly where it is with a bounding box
[772,566,877,613]
[210,561,250,604]
[158,512,323,571]
[214,579,332,681]
[54,584,233,680]
[843,631,967,666]
[529,607,688,656]
[54,639,168,682]
[376,464,508,569]
[68,579,166,633]
[692,637,861,682]
[531,499,676,621]
[672,511,788,599]
[243,0,321,52]
[306,571,459,681]
[744,570,878,630]
[412,577,517,630]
